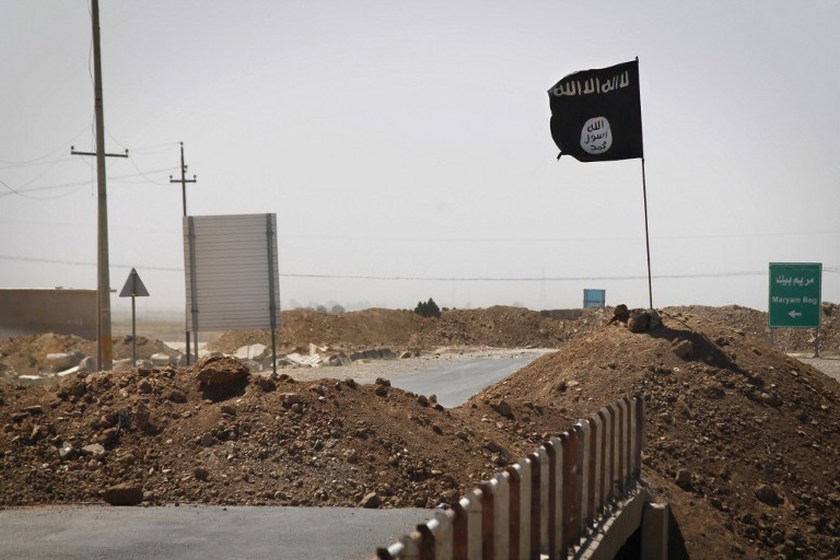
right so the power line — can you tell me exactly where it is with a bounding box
[277,271,773,282]
[2,254,837,281]
[0,166,179,198]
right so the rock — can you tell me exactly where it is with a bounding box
[610,304,630,324]
[166,389,187,403]
[360,491,381,509]
[328,352,351,366]
[671,339,694,359]
[760,392,782,407]
[23,405,44,415]
[112,359,134,372]
[45,352,83,372]
[103,484,144,506]
[416,394,429,407]
[81,443,106,458]
[78,356,97,373]
[240,359,261,373]
[150,353,173,367]
[193,466,210,481]
[491,399,514,419]
[377,348,396,360]
[703,383,726,400]
[29,424,47,442]
[374,384,389,397]
[58,442,77,460]
[282,393,303,407]
[374,377,391,387]
[627,310,650,333]
[195,356,249,401]
[234,343,267,361]
[648,309,662,330]
[485,440,503,453]
[253,376,276,392]
[675,469,692,489]
[755,484,783,506]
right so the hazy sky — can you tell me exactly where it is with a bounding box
[2,1,839,318]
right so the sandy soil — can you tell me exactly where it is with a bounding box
[2,306,839,559]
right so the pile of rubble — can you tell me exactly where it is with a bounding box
[1,305,840,558]
[0,334,182,380]
[4,304,838,384]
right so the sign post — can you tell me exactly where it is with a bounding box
[119,268,150,367]
[768,262,822,356]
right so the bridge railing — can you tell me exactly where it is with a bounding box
[374,394,645,560]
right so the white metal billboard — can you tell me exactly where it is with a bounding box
[183,213,280,332]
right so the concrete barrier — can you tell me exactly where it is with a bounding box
[374,395,663,560]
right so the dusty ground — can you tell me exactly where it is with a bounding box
[1,305,839,559]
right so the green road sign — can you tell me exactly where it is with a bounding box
[768,262,822,328]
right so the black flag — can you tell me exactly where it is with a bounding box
[548,60,643,162]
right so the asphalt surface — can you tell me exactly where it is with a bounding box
[389,354,538,407]
[0,505,431,560]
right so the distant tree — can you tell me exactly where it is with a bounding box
[414,297,441,318]
[330,304,346,314]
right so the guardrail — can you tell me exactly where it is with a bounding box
[374,395,646,560]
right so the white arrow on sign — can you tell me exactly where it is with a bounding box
[788,309,802,318]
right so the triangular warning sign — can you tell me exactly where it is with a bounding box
[119,268,150,298]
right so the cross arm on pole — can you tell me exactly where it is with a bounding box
[71,146,129,158]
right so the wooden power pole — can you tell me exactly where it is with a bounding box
[170,142,196,364]
[72,0,127,370]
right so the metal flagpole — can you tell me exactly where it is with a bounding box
[637,56,653,309]
[641,157,653,309]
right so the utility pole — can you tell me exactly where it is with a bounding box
[71,0,127,371]
[170,142,196,364]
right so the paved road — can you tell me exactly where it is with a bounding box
[792,355,840,383]
[390,354,539,407]
[0,505,431,560]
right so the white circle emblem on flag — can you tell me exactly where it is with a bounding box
[580,117,612,155]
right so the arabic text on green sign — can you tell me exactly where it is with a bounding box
[768,262,821,328]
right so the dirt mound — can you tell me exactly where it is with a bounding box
[665,304,840,354]
[464,310,840,559]
[2,305,840,558]
[0,360,531,510]
[0,333,178,375]
[3,304,836,378]
[209,303,840,359]
[208,306,611,355]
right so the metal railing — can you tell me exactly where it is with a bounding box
[375,395,645,560]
